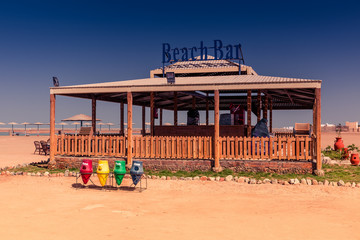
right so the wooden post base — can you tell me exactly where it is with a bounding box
[212,166,223,173]
[314,169,325,176]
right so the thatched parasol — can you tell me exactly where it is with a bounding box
[62,114,101,127]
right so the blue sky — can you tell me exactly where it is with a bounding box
[0,0,359,128]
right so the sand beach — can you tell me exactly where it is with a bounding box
[0,134,359,239]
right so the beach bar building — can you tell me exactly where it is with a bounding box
[49,58,322,174]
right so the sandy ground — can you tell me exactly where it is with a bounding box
[0,135,360,239]
[322,132,360,149]
[0,136,48,168]
[0,176,359,240]
[0,132,359,168]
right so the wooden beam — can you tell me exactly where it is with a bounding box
[263,96,268,120]
[257,90,261,122]
[174,91,178,126]
[206,93,209,125]
[160,108,163,126]
[214,90,221,171]
[285,90,294,104]
[192,96,196,109]
[127,92,133,168]
[150,92,155,136]
[269,99,273,133]
[315,88,321,171]
[92,96,96,135]
[247,90,252,137]
[142,105,145,136]
[50,94,56,163]
[120,102,124,135]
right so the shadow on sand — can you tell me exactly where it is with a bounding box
[71,183,137,192]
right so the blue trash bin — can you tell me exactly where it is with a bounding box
[130,161,144,185]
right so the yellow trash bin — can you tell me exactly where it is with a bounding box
[96,160,110,186]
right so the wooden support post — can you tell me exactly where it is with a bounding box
[313,101,316,135]
[92,96,96,135]
[50,94,56,163]
[315,88,322,171]
[257,90,261,122]
[142,105,146,136]
[269,99,273,133]
[206,93,209,126]
[160,108,163,126]
[214,90,222,171]
[150,92,155,136]
[192,96,196,109]
[120,102,124,135]
[263,96,268,120]
[127,92,133,168]
[247,90,252,137]
[174,91,178,126]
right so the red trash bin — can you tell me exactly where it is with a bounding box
[80,159,93,184]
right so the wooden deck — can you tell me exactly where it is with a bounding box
[55,135,314,161]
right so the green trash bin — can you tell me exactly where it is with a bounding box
[114,160,126,185]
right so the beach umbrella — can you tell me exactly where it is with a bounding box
[98,122,106,133]
[164,122,172,126]
[107,122,114,131]
[57,122,68,131]
[0,122,5,125]
[62,114,101,127]
[21,122,30,136]
[72,122,80,133]
[33,122,43,136]
[8,122,18,134]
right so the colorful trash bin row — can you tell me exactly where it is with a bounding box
[79,159,144,187]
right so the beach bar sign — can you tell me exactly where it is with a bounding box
[162,40,244,63]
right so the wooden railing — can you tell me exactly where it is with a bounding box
[133,136,212,159]
[274,131,293,137]
[55,135,127,157]
[219,136,314,161]
[55,135,314,161]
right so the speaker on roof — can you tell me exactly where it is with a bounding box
[166,72,175,84]
[53,77,59,87]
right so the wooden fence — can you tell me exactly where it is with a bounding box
[55,135,127,157]
[55,135,314,161]
[133,136,212,159]
[219,136,314,161]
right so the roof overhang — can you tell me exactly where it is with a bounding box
[50,75,321,111]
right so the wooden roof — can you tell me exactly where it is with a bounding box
[150,57,257,77]
[50,75,321,111]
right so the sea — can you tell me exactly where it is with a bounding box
[0,132,50,136]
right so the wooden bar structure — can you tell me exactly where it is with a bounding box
[257,90,261,122]
[49,94,56,163]
[206,93,209,125]
[160,108,163,126]
[263,96,268,120]
[174,91,178,126]
[214,90,220,171]
[247,90,252,137]
[150,92,155,136]
[142,105,146,135]
[315,88,321,170]
[269,99,273,133]
[50,58,322,172]
[91,96,96,134]
[127,92,133,167]
[120,102,124,135]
